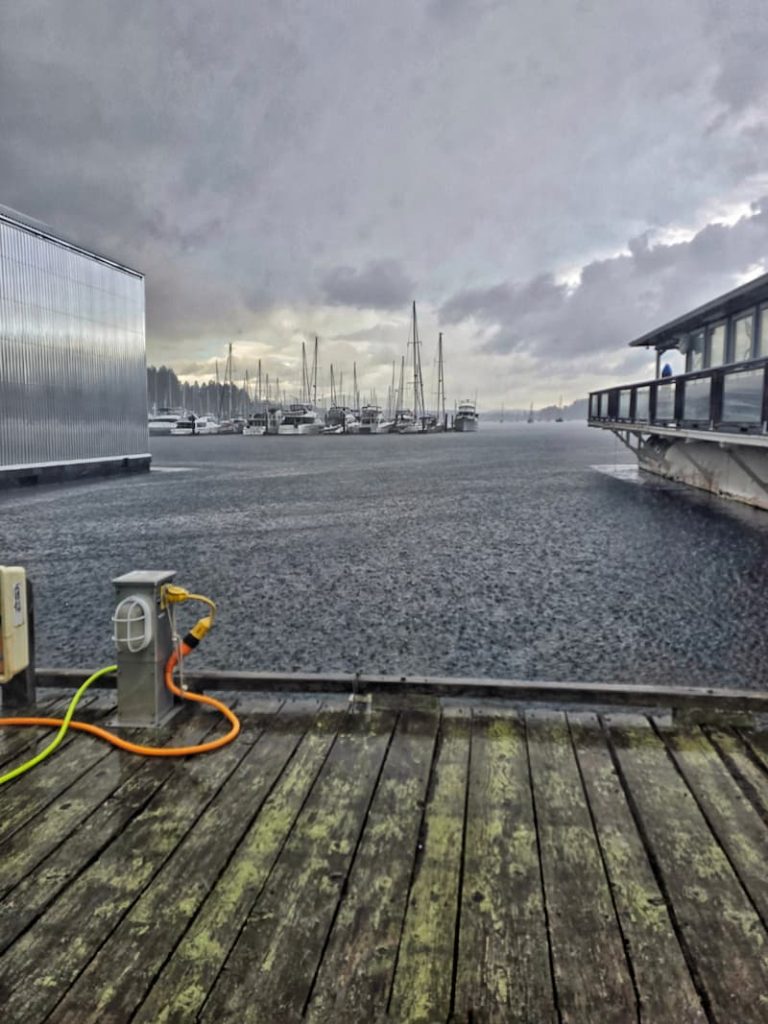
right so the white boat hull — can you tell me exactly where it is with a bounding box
[454,418,478,432]
[278,423,322,435]
[242,426,268,436]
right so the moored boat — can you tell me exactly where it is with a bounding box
[278,404,323,435]
[148,410,183,435]
[454,400,479,432]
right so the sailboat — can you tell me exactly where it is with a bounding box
[555,395,564,422]
[527,403,534,424]
[397,302,426,433]
[278,337,324,435]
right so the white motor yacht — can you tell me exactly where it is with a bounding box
[454,400,479,432]
[194,415,221,435]
[170,415,196,436]
[278,404,323,435]
[358,405,393,434]
[148,410,183,435]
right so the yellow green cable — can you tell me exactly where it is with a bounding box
[0,664,117,787]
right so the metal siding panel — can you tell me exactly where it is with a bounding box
[0,218,149,468]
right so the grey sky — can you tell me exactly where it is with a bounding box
[2,0,768,406]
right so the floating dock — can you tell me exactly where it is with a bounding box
[2,678,768,1023]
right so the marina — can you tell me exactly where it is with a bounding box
[3,5,768,1019]
[146,305,473,438]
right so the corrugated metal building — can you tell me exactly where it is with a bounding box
[0,207,150,485]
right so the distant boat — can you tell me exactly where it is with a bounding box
[454,399,479,432]
[555,395,564,423]
[527,403,534,424]
[170,415,196,436]
[243,409,269,435]
[148,409,182,435]
[322,406,357,434]
[358,405,390,434]
[194,415,221,435]
[278,403,323,435]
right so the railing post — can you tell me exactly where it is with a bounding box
[710,369,724,427]
[674,379,685,423]
[649,383,657,423]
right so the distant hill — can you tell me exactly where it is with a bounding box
[483,397,588,422]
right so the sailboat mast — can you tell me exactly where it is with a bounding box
[257,359,262,404]
[437,332,445,424]
[313,336,318,407]
[412,301,425,424]
[301,342,308,404]
[353,362,359,411]
[227,343,234,419]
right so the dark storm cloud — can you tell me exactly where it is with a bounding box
[320,261,414,311]
[441,200,768,359]
[2,0,768,403]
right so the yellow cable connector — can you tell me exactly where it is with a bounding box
[162,584,191,606]
[189,615,213,642]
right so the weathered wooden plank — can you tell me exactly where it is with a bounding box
[0,690,106,770]
[607,714,768,1024]
[0,708,203,899]
[388,709,471,1024]
[199,707,397,1023]
[526,710,637,1024]
[452,710,556,1024]
[305,706,440,1023]
[133,702,348,1024]
[47,700,314,1024]
[0,700,256,1023]
[0,733,113,845]
[706,727,768,820]
[569,713,706,1023]
[738,726,768,776]
[0,709,212,920]
[659,719,768,926]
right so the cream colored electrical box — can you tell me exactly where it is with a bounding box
[0,567,29,684]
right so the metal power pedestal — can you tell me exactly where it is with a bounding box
[112,570,177,727]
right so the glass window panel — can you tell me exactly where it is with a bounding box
[722,368,764,423]
[596,393,603,417]
[759,306,768,357]
[635,387,649,421]
[655,382,675,422]
[687,330,704,372]
[619,389,631,418]
[683,377,710,421]
[707,323,726,367]
[733,314,754,362]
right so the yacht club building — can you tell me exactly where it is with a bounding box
[588,272,768,509]
[0,207,150,486]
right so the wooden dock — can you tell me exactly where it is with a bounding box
[2,688,768,1022]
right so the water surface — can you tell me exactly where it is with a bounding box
[3,423,768,688]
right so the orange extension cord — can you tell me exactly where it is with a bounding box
[0,642,240,757]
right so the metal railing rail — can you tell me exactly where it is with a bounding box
[588,354,768,435]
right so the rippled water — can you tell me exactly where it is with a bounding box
[3,423,768,689]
